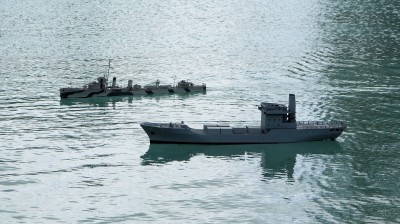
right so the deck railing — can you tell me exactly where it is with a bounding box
[297,121,347,129]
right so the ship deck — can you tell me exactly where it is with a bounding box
[143,121,347,130]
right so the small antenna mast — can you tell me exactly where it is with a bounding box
[104,59,112,82]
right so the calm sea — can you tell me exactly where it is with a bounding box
[1,0,399,223]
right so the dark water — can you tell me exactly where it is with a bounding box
[1,0,399,223]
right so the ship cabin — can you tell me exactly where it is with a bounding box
[259,94,297,130]
[177,80,195,87]
[85,77,107,89]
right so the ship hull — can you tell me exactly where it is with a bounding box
[140,122,346,144]
[60,86,206,98]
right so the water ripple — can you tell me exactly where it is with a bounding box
[1,0,399,223]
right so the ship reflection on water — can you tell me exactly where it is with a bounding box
[60,95,133,107]
[141,141,343,181]
[59,92,206,108]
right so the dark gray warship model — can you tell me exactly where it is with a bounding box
[141,94,347,144]
[60,60,206,98]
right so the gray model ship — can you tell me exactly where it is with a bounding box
[141,94,347,144]
[60,77,205,98]
[60,60,206,98]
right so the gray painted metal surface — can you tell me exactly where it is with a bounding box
[60,77,206,98]
[141,94,347,144]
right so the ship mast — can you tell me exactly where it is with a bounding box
[104,59,112,82]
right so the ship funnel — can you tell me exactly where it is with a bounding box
[288,94,296,122]
[156,79,160,88]
[128,80,133,89]
[112,77,117,88]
